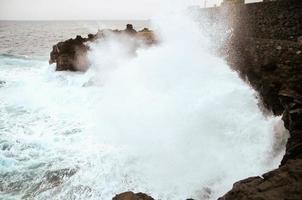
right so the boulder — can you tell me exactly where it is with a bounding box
[112,191,154,200]
[125,24,137,35]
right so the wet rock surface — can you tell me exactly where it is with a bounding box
[228,38,302,116]
[49,35,91,71]
[49,24,155,72]
[218,159,302,200]
[112,191,154,200]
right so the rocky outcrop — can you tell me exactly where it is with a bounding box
[218,159,302,200]
[49,35,92,71]
[112,191,154,200]
[49,24,155,72]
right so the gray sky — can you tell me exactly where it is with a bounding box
[0,0,261,20]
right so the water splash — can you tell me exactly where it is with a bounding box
[0,5,287,200]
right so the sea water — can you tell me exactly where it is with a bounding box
[0,9,287,200]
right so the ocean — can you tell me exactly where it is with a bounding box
[0,19,285,200]
[0,20,150,59]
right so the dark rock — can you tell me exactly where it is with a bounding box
[217,0,302,199]
[218,159,302,200]
[49,36,93,72]
[261,63,278,71]
[49,24,155,72]
[112,191,154,200]
[0,80,5,87]
[125,24,137,35]
[139,28,151,32]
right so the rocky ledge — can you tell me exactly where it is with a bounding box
[49,24,155,71]
[112,192,154,200]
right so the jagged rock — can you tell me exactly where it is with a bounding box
[218,159,302,200]
[217,1,302,199]
[125,24,137,35]
[49,24,155,72]
[226,37,302,116]
[112,191,154,200]
[49,35,92,72]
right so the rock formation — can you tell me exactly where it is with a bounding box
[49,35,91,71]
[217,0,302,199]
[49,24,155,72]
[112,192,154,200]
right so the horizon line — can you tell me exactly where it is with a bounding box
[0,19,151,21]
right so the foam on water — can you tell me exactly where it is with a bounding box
[0,5,287,200]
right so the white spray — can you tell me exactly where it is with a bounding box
[0,2,287,200]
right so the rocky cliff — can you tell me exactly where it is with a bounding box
[215,0,302,199]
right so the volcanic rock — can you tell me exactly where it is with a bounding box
[218,159,302,200]
[112,191,154,200]
[217,0,302,199]
[49,35,92,72]
[125,24,137,35]
[49,24,155,72]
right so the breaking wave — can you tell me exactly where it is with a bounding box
[0,5,287,200]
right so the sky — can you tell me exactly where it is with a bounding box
[0,0,261,20]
